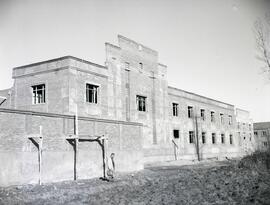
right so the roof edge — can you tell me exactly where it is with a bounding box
[13,56,107,70]
[168,86,234,107]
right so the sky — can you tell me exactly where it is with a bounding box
[0,0,269,122]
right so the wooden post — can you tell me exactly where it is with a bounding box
[39,126,43,185]
[102,134,109,179]
[172,140,178,161]
[74,105,79,180]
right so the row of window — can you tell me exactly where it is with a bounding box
[238,122,252,130]
[254,131,268,136]
[173,130,233,145]
[172,103,233,125]
[32,84,148,112]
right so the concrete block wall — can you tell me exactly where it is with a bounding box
[0,108,143,186]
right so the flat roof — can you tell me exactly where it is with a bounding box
[168,86,234,107]
[13,56,107,70]
[254,122,270,130]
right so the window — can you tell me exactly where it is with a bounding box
[221,134,225,144]
[136,95,146,111]
[188,106,193,118]
[202,132,206,144]
[220,113,224,124]
[254,131,258,136]
[263,142,268,147]
[189,131,194,143]
[139,62,143,69]
[229,115,232,125]
[229,134,233,145]
[249,124,251,130]
[262,131,267,136]
[125,62,130,70]
[172,103,179,117]
[86,84,98,104]
[173,130,179,139]
[200,109,205,121]
[212,133,216,144]
[211,111,215,122]
[32,84,45,104]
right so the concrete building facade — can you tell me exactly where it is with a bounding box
[254,122,270,151]
[0,35,255,185]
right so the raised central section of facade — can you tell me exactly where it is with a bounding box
[3,35,254,162]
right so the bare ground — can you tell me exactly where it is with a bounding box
[0,160,270,205]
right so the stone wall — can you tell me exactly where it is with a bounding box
[0,108,143,187]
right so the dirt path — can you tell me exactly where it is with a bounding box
[0,160,270,205]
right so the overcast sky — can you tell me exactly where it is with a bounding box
[0,0,269,122]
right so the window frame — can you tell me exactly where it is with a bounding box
[202,132,206,144]
[200,109,205,121]
[136,95,147,112]
[173,129,180,139]
[32,84,46,105]
[188,106,193,118]
[189,131,194,143]
[212,133,216,144]
[172,103,179,117]
[86,83,99,104]
[221,133,225,144]
[211,111,215,122]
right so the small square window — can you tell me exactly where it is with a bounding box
[230,134,233,145]
[173,130,179,139]
[211,111,215,122]
[32,84,46,104]
[189,131,194,143]
[202,132,206,144]
[212,133,216,144]
[220,113,224,124]
[125,62,130,70]
[86,84,98,104]
[172,103,179,117]
[221,134,225,144]
[200,109,205,121]
[136,95,146,112]
[188,106,193,118]
[229,115,232,125]
[139,62,143,69]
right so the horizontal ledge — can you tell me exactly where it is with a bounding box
[0,108,142,126]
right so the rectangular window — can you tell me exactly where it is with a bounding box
[254,131,258,136]
[220,113,224,124]
[32,84,46,104]
[188,106,193,118]
[189,131,194,143]
[221,133,225,144]
[139,62,143,69]
[173,130,179,139]
[211,111,215,122]
[229,134,233,145]
[172,103,179,117]
[136,95,146,112]
[262,131,267,136]
[229,115,232,125]
[125,62,130,70]
[86,84,98,104]
[212,133,216,144]
[200,109,205,121]
[202,132,206,144]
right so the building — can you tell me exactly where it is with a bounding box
[0,35,254,185]
[254,122,270,151]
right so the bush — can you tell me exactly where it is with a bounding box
[238,150,270,172]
